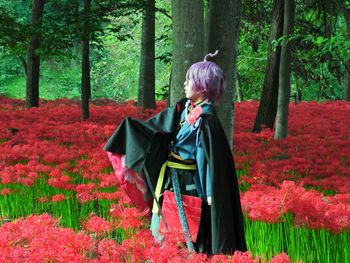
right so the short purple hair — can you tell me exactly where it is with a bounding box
[185,60,226,103]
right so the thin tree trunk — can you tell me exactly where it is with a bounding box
[25,0,44,108]
[275,0,295,139]
[81,0,91,120]
[138,0,155,109]
[170,0,204,106]
[235,69,243,102]
[15,54,27,75]
[252,0,284,132]
[207,0,242,146]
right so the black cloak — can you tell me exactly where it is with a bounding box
[104,99,247,254]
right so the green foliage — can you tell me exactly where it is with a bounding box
[245,214,350,263]
[0,0,172,101]
[1,0,349,102]
[237,0,270,100]
[0,5,29,59]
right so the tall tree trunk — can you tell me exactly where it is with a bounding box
[252,0,284,132]
[275,0,295,139]
[333,0,350,101]
[207,0,242,146]
[345,61,350,101]
[170,0,204,106]
[25,0,44,108]
[204,0,210,54]
[81,0,91,120]
[138,0,155,109]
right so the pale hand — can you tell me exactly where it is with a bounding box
[207,196,212,206]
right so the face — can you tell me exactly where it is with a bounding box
[184,79,202,101]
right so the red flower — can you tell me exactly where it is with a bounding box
[0,188,13,195]
[187,106,203,125]
[270,252,291,263]
[82,215,113,235]
[51,194,66,202]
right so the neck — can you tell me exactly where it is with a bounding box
[190,97,205,106]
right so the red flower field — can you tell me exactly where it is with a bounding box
[0,96,349,262]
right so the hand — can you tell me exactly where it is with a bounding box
[207,196,212,206]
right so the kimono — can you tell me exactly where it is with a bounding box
[104,98,246,254]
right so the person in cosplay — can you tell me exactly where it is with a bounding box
[104,51,246,255]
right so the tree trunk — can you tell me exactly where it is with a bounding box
[204,0,210,54]
[207,0,242,147]
[345,61,350,101]
[138,0,155,109]
[81,0,91,120]
[170,0,204,106]
[25,0,44,108]
[16,54,27,75]
[252,0,284,132]
[333,0,350,101]
[274,0,295,139]
[342,12,350,101]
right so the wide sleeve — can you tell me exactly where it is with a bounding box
[103,102,182,172]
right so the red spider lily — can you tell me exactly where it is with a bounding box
[0,188,14,195]
[109,204,144,230]
[0,214,94,262]
[82,215,113,235]
[187,105,203,125]
[269,252,291,263]
[51,194,66,202]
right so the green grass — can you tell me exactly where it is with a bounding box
[1,176,349,263]
[0,177,113,230]
[0,76,26,98]
[0,61,81,100]
[245,214,350,263]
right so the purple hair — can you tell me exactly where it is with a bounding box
[185,52,226,103]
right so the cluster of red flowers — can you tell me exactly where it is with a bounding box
[0,97,161,203]
[233,101,350,233]
[241,181,350,233]
[0,214,290,262]
[234,101,350,193]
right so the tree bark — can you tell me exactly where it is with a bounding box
[333,0,350,101]
[25,0,45,108]
[138,0,156,109]
[81,0,91,120]
[170,0,204,106]
[252,0,284,132]
[207,0,242,146]
[345,61,350,101]
[274,0,295,139]
[204,0,210,54]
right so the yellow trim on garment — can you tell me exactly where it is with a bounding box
[152,161,197,213]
